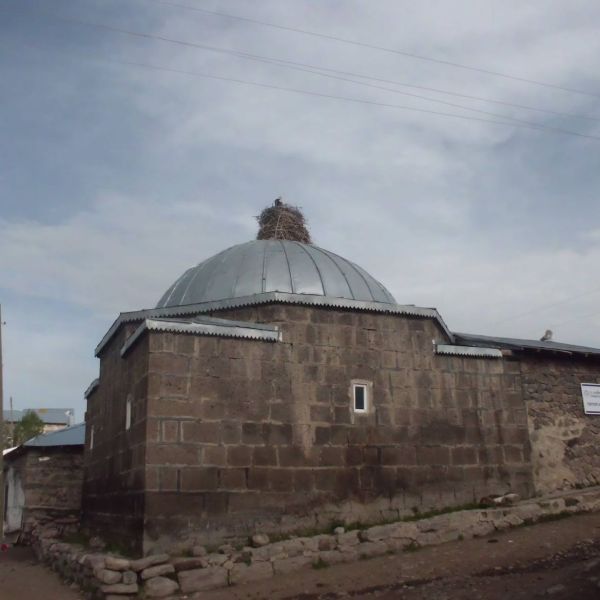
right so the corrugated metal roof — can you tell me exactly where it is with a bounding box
[120,316,281,357]
[2,408,74,425]
[23,423,85,447]
[453,332,600,357]
[156,240,397,309]
[96,292,454,356]
[436,344,503,358]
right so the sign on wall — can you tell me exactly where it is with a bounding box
[581,383,600,415]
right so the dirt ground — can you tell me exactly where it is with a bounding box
[0,545,82,600]
[1,512,600,600]
[207,512,600,600]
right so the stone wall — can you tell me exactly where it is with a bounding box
[142,304,533,551]
[82,325,150,554]
[522,355,600,494]
[31,486,600,598]
[5,446,83,538]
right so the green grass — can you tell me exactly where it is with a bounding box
[312,557,330,570]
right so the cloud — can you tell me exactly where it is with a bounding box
[2,0,600,417]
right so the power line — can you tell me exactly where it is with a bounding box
[492,286,600,326]
[253,56,600,123]
[94,57,600,141]
[551,308,600,329]
[146,0,600,100]
[52,16,600,141]
[75,17,599,125]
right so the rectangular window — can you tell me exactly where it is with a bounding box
[90,425,95,450]
[125,397,132,430]
[353,383,368,412]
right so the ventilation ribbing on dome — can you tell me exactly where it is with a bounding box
[155,240,396,308]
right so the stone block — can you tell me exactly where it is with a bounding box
[229,561,273,585]
[336,531,360,547]
[252,446,277,466]
[317,550,345,565]
[272,555,313,574]
[141,563,175,580]
[122,571,137,585]
[104,557,131,571]
[264,423,293,446]
[145,576,179,598]
[227,446,253,467]
[93,568,122,585]
[161,420,180,443]
[242,422,265,445]
[357,541,388,559]
[220,468,247,490]
[180,467,219,491]
[172,557,208,572]
[203,446,227,467]
[268,468,294,492]
[178,566,228,593]
[100,583,138,594]
[130,553,170,572]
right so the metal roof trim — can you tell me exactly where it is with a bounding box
[453,332,600,357]
[97,292,453,356]
[436,344,503,359]
[120,316,281,357]
[84,378,99,399]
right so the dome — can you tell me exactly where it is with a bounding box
[156,240,396,308]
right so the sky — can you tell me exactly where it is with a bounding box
[1,0,600,421]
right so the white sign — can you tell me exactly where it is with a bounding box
[581,383,600,415]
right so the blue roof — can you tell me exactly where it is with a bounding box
[23,423,85,447]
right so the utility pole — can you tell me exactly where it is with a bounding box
[0,304,5,540]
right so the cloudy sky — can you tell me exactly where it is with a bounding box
[2,0,600,420]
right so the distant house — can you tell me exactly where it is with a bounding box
[3,408,75,444]
[2,423,85,537]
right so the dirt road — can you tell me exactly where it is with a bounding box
[1,512,600,599]
[206,512,600,600]
[0,545,81,600]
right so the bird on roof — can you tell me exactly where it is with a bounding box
[540,329,553,342]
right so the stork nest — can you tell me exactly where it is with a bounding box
[256,201,312,243]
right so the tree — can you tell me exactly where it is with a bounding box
[13,411,45,445]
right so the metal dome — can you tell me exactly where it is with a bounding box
[156,240,396,308]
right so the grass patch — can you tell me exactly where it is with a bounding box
[312,557,330,570]
[62,531,90,546]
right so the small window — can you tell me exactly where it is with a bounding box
[89,425,95,450]
[353,383,368,413]
[125,396,132,430]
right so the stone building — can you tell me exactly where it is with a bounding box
[3,423,84,536]
[82,204,600,554]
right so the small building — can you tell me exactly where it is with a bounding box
[3,408,75,446]
[3,423,85,537]
[82,202,600,554]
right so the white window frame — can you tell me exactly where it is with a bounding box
[125,396,132,430]
[352,382,369,413]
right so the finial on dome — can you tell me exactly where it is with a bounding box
[256,198,312,243]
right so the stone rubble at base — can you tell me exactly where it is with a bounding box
[29,486,600,598]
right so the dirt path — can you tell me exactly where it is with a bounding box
[206,512,600,600]
[1,513,600,599]
[0,546,82,600]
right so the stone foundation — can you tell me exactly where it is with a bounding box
[32,486,600,598]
